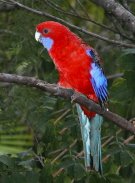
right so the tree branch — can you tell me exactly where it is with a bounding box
[107,73,124,79]
[8,0,135,48]
[45,0,134,42]
[93,0,135,34]
[0,73,134,134]
[0,29,17,35]
[0,1,17,11]
[45,0,118,34]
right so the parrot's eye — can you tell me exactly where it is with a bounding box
[43,29,49,34]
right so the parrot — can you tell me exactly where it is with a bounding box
[35,21,108,174]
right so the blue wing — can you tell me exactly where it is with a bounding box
[86,49,108,103]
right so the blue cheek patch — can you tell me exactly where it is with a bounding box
[40,37,54,51]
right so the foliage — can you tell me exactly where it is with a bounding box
[0,0,135,182]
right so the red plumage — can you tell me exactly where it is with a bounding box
[36,21,99,118]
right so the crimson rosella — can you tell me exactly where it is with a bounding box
[35,21,108,174]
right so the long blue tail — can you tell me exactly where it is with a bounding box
[76,104,103,174]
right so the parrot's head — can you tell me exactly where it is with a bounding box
[35,21,74,51]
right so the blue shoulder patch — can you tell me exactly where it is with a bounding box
[86,49,108,103]
[86,49,95,58]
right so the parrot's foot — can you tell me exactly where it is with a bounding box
[100,102,109,115]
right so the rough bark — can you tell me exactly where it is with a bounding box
[0,2,17,11]
[93,0,135,34]
[0,73,134,134]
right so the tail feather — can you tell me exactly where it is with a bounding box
[91,115,103,173]
[76,104,91,168]
[76,104,103,174]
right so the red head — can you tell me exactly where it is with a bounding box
[35,21,81,52]
[36,21,70,40]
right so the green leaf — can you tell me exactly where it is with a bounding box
[124,70,135,91]
[0,155,13,167]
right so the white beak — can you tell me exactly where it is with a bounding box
[35,31,41,42]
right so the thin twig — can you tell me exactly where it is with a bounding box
[52,168,64,177]
[0,29,17,35]
[59,127,68,135]
[45,0,118,34]
[123,135,135,144]
[8,0,135,48]
[77,0,90,18]
[102,129,122,148]
[48,148,63,156]
[107,73,124,79]
[54,109,71,125]
[102,154,111,162]
[76,150,84,158]
[102,134,135,163]
[33,152,45,167]
[51,139,77,164]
